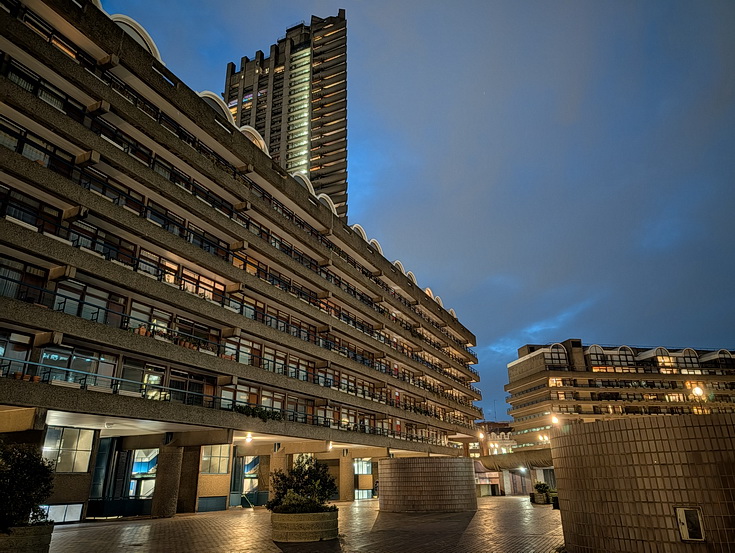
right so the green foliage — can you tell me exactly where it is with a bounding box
[233,404,284,422]
[0,441,54,533]
[266,456,338,513]
[534,481,550,494]
[271,489,338,514]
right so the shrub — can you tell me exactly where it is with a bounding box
[0,441,54,533]
[266,456,337,513]
[534,481,550,494]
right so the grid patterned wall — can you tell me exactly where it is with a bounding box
[378,457,477,512]
[551,415,735,552]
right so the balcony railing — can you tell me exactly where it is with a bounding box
[0,272,480,426]
[0,356,462,447]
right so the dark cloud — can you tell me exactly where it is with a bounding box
[104,0,735,419]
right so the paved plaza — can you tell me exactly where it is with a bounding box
[50,496,564,553]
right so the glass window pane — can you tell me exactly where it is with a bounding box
[73,451,91,472]
[55,450,75,472]
[59,428,80,450]
[77,429,94,451]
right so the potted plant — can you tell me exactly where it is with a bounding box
[0,441,55,552]
[266,456,338,542]
[533,481,550,504]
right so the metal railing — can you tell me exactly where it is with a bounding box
[0,356,461,446]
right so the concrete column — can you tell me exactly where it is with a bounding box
[151,444,183,518]
[339,454,354,501]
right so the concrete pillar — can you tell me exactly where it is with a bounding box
[379,458,477,512]
[151,444,183,518]
[339,454,354,501]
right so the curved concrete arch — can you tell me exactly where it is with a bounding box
[369,239,383,255]
[198,91,236,126]
[655,347,670,357]
[317,193,338,215]
[449,308,457,318]
[424,287,434,297]
[718,349,733,359]
[434,296,443,307]
[618,345,635,356]
[293,172,316,196]
[110,14,163,63]
[239,125,269,155]
[393,260,406,274]
[351,224,368,242]
[406,271,417,285]
[90,0,106,12]
[586,344,604,355]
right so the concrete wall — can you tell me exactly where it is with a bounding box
[552,415,735,553]
[378,457,477,512]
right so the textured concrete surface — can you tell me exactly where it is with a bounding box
[50,496,563,553]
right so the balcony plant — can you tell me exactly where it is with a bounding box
[266,456,338,542]
[0,441,55,552]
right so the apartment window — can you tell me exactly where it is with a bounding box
[43,427,95,473]
[545,344,567,367]
[201,445,230,474]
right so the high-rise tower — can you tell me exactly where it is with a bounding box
[225,11,348,218]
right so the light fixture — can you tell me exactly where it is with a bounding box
[327,441,333,450]
[245,433,252,443]
[519,467,526,473]
[478,432,485,440]
[692,386,704,397]
[551,416,559,424]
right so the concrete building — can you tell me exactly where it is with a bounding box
[505,338,735,451]
[224,11,348,217]
[0,0,480,522]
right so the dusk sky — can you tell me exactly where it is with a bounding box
[104,0,735,421]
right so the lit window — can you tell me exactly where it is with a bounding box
[201,444,230,474]
[353,458,372,475]
[43,427,94,473]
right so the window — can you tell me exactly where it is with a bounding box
[676,507,704,541]
[353,458,372,475]
[40,503,83,523]
[201,444,230,474]
[43,427,94,472]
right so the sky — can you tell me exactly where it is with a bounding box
[103,0,735,421]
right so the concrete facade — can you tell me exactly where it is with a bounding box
[0,0,480,522]
[506,338,735,451]
[224,11,349,217]
[552,414,735,552]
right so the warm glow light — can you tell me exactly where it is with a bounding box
[519,467,526,472]
[478,432,485,440]
[328,441,333,450]
[245,433,252,443]
[551,416,560,424]
[693,386,704,397]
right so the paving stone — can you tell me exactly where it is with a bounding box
[50,496,564,553]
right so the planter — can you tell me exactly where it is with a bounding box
[532,492,549,504]
[271,511,338,542]
[0,525,54,553]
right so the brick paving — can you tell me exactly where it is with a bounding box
[50,496,564,553]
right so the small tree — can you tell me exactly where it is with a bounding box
[0,441,55,533]
[266,456,337,513]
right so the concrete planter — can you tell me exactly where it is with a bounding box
[532,493,549,504]
[0,525,54,553]
[271,510,338,542]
